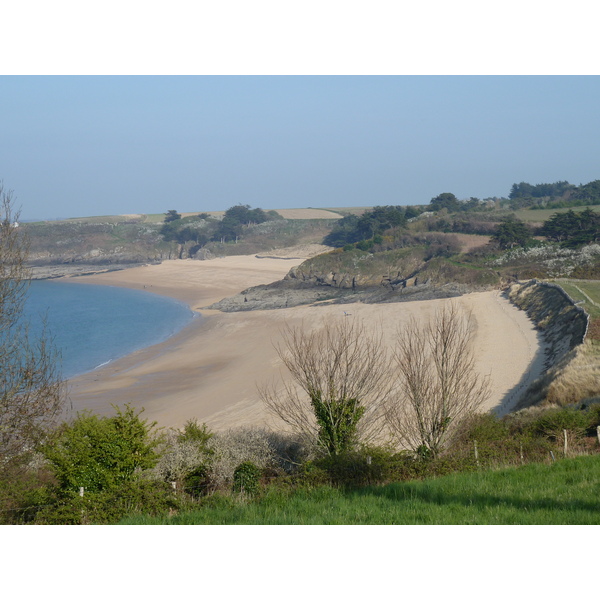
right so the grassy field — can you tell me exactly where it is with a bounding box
[514,205,600,223]
[553,279,600,319]
[120,454,600,525]
[30,208,349,225]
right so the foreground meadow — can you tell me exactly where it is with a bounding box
[121,455,600,525]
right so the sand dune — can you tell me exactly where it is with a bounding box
[65,256,546,430]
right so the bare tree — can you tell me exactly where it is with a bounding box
[260,318,392,456]
[386,302,490,458]
[0,184,64,467]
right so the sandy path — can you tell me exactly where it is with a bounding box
[65,257,546,430]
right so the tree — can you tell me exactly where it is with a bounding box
[539,209,600,247]
[0,184,64,467]
[159,213,216,258]
[42,405,160,494]
[491,218,533,249]
[213,204,271,243]
[164,210,181,223]
[429,193,460,213]
[323,206,407,248]
[260,318,392,456]
[386,303,490,458]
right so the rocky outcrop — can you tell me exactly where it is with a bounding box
[205,274,472,312]
[207,247,501,312]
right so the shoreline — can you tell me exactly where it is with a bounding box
[65,256,549,431]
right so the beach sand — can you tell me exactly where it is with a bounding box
[65,256,547,430]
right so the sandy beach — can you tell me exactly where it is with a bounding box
[65,255,547,431]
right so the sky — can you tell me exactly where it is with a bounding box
[3,75,600,221]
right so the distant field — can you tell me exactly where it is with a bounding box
[33,208,351,225]
[273,208,342,219]
[514,205,600,223]
[452,233,491,252]
[553,279,600,319]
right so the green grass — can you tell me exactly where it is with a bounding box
[553,279,600,318]
[120,454,600,525]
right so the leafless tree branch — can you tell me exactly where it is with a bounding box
[0,184,65,467]
[386,302,490,457]
[260,317,392,455]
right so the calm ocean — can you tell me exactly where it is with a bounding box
[23,280,196,379]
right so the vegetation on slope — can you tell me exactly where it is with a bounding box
[3,390,600,524]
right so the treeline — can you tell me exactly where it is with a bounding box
[539,208,600,247]
[158,205,283,257]
[325,202,599,254]
[508,179,600,210]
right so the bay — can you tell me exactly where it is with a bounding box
[23,280,196,379]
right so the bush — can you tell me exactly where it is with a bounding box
[303,447,415,488]
[528,407,590,441]
[34,479,179,524]
[204,428,279,490]
[183,465,211,498]
[233,462,262,495]
[42,405,160,494]
[152,421,214,489]
[457,413,510,443]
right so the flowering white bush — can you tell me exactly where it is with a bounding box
[204,428,280,489]
[491,243,600,277]
[151,429,209,483]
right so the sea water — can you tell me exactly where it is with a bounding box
[23,280,196,379]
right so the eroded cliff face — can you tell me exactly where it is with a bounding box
[508,280,595,410]
[508,280,589,359]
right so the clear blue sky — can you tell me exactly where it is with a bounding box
[2,75,600,221]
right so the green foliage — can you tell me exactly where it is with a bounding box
[177,418,213,449]
[491,218,533,249]
[527,407,590,441]
[509,181,573,200]
[34,479,179,525]
[164,209,182,223]
[458,413,510,443]
[213,204,272,242]
[42,405,160,494]
[183,465,211,497]
[310,392,365,456]
[429,192,460,213]
[539,208,600,247]
[233,461,262,495]
[159,213,213,246]
[323,205,407,247]
[568,179,600,206]
[306,446,413,488]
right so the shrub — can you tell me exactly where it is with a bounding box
[177,419,213,447]
[152,421,214,489]
[529,407,590,441]
[42,405,160,495]
[34,479,179,524]
[233,462,262,495]
[304,446,416,488]
[206,428,278,490]
[457,413,510,443]
[183,465,212,498]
